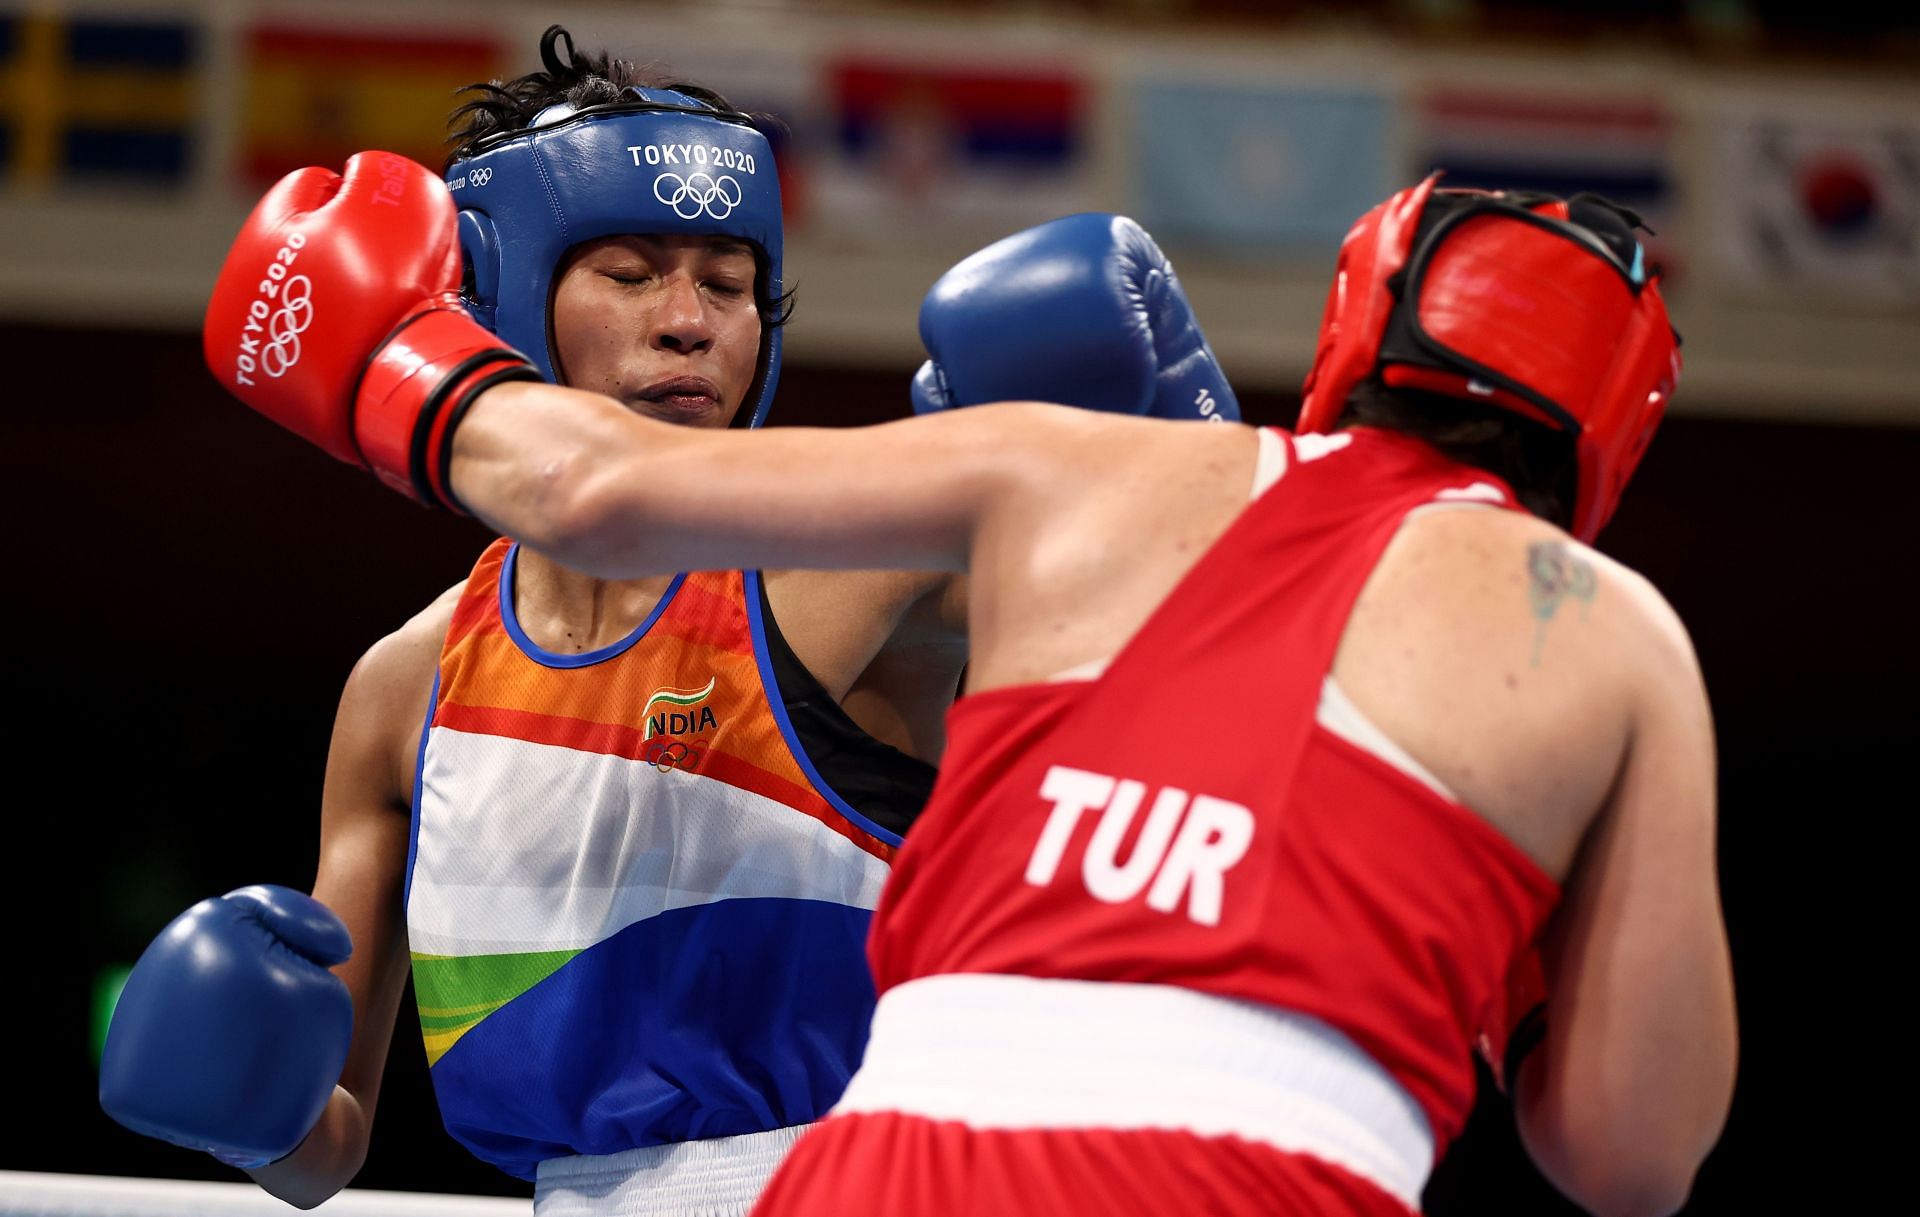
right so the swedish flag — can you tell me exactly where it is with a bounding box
[0,13,196,188]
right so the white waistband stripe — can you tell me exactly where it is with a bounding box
[833,974,1435,1208]
[534,1124,808,1217]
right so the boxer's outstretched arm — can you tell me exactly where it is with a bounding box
[1515,580,1737,1217]
[203,156,1221,533]
[449,381,1095,580]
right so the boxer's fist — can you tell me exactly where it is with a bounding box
[912,213,1239,423]
[203,152,537,509]
[99,886,354,1168]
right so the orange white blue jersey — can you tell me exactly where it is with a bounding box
[403,540,930,1181]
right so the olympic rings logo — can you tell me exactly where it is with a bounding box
[653,171,742,220]
[643,737,706,773]
[260,275,314,379]
[467,167,492,187]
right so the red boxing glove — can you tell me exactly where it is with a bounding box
[203,152,537,510]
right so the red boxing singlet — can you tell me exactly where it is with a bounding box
[754,429,1561,1217]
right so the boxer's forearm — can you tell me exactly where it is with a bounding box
[446,380,641,566]
[451,379,1002,580]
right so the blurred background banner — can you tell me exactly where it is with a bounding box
[238,22,504,188]
[3,0,1913,414]
[807,52,1092,241]
[1129,78,1392,253]
[0,10,197,190]
[1408,86,1683,280]
[1710,106,1920,303]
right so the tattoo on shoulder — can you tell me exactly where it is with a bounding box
[1526,540,1597,667]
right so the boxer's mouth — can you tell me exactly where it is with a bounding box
[632,376,722,420]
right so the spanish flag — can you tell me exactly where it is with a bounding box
[240,24,502,187]
[0,12,197,188]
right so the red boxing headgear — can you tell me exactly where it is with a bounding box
[1298,175,1682,541]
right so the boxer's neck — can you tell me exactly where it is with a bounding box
[511,547,680,653]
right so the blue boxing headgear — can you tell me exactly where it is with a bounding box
[445,89,784,426]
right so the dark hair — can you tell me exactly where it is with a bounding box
[445,25,795,329]
[1333,380,1578,529]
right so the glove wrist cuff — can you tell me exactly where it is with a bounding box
[352,306,537,512]
[209,1147,274,1171]
[208,1112,320,1172]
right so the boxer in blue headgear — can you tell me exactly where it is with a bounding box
[446,28,787,426]
[103,23,1244,1217]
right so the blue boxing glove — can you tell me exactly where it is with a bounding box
[99,885,353,1169]
[912,213,1239,423]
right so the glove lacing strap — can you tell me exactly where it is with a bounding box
[348,307,539,514]
[417,354,540,515]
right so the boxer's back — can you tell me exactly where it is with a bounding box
[1329,483,1696,880]
[959,415,1683,886]
[873,426,1561,1137]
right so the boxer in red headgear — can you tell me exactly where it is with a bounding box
[199,172,1736,1217]
[1297,173,1682,542]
